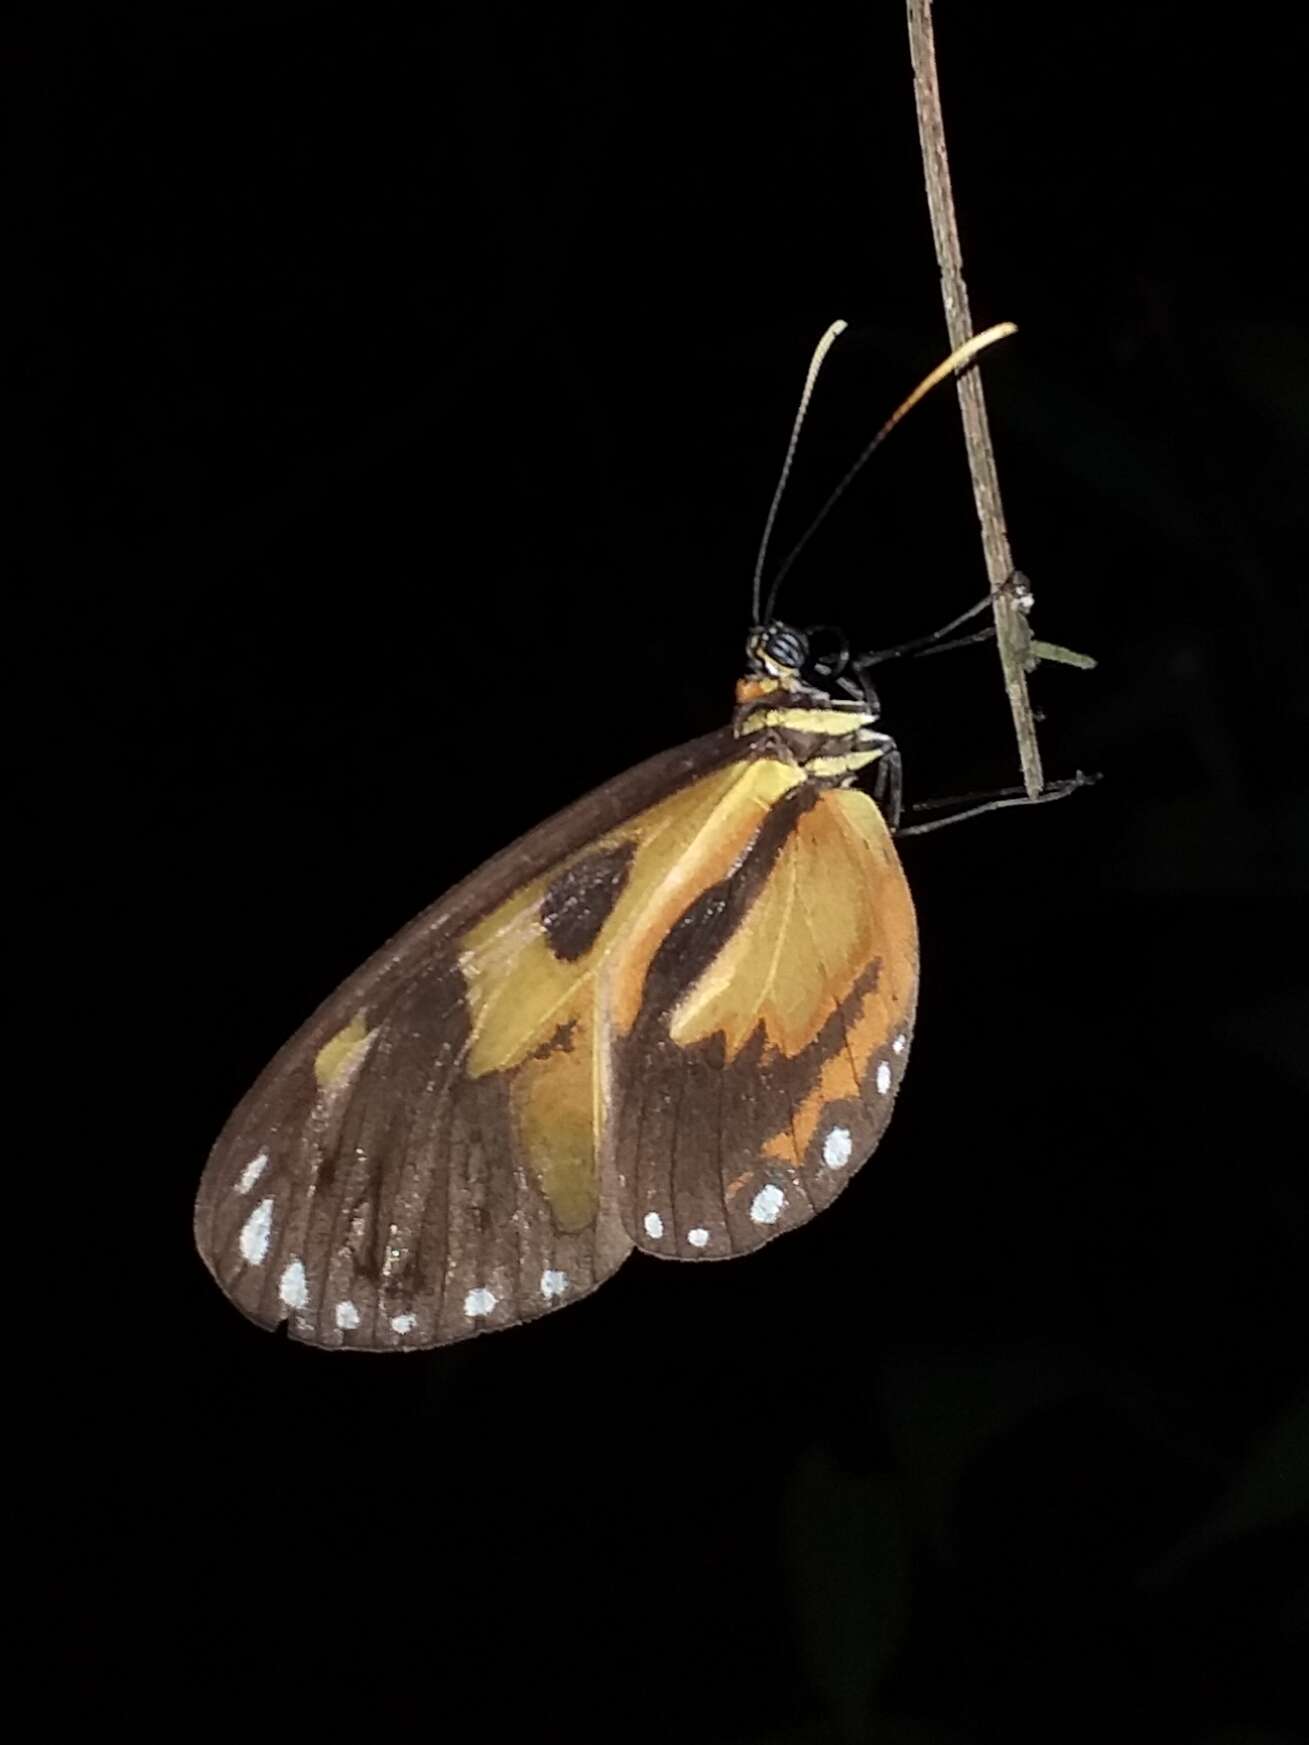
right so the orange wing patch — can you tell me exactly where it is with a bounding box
[671,788,908,1053]
[761,790,915,1164]
[457,756,805,1227]
[661,786,915,1167]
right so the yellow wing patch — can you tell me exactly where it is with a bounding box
[313,1010,377,1091]
[457,756,805,1228]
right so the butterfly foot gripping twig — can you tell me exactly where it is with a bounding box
[997,569,1098,677]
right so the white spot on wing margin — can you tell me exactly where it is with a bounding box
[464,1286,497,1318]
[236,1151,268,1194]
[540,1269,569,1299]
[687,1227,710,1248]
[238,1196,274,1264]
[643,1211,664,1240]
[390,1312,417,1334]
[823,1127,853,1169]
[335,1301,360,1330]
[750,1184,786,1225]
[278,1258,308,1310]
[876,1059,892,1096]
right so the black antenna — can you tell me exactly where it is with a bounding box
[749,320,848,625]
[762,322,1018,624]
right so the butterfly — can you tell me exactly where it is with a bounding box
[194,322,1016,1350]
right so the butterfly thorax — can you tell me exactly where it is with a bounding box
[734,621,890,789]
[733,676,887,788]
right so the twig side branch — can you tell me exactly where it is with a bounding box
[906,0,1045,797]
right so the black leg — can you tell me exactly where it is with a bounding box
[867,737,903,829]
[908,625,996,660]
[856,572,1034,670]
[837,667,883,720]
[854,596,993,670]
[894,772,1097,836]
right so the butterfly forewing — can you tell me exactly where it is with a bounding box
[196,710,917,1350]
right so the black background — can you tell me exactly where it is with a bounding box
[27,6,1307,1742]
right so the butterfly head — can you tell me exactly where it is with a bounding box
[742,620,855,700]
[745,621,810,685]
[744,618,880,707]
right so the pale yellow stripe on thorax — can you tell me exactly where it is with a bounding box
[738,706,875,737]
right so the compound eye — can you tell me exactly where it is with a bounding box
[763,624,808,672]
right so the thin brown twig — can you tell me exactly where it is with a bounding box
[906,0,1046,798]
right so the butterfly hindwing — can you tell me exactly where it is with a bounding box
[616,783,917,1258]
